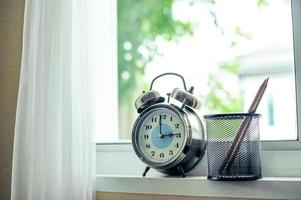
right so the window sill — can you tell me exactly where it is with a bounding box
[96,143,301,199]
[96,175,301,199]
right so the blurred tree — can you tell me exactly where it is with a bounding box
[205,61,244,113]
[118,0,194,138]
[118,0,193,102]
[117,0,267,139]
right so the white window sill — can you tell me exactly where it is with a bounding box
[96,143,301,199]
[96,175,301,199]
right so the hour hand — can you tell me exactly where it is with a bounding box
[162,133,180,137]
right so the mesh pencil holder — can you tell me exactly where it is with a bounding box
[204,113,262,181]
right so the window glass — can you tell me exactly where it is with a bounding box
[116,0,297,141]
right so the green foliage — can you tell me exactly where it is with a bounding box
[220,59,240,74]
[257,0,269,7]
[118,0,193,102]
[235,27,252,40]
[205,74,244,113]
[117,0,259,138]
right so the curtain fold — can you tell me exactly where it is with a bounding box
[11,0,95,199]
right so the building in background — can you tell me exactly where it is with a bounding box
[238,40,297,140]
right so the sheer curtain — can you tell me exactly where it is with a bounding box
[11,0,96,199]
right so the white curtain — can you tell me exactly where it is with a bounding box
[11,0,95,199]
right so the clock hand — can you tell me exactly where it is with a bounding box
[162,133,180,137]
[159,115,164,138]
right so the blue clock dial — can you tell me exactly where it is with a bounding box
[151,124,173,149]
[136,106,187,164]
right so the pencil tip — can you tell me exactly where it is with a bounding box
[263,77,269,88]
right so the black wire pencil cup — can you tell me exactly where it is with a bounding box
[205,78,268,180]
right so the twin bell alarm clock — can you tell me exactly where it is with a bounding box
[132,73,207,177]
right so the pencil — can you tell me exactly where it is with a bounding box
[218,77,269,174]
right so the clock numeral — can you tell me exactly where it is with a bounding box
[145,144,150,149]
[144,134,149,139]
[170,116,173,121]
[175,143,179,148]
[176,133,181,138]
[151,151,155,156]
[145,125,152,130]
[159,153,164,158]
[169,150,174,155]
[151,117,157,122]
[161,114,166,119]
[175,123,180,129]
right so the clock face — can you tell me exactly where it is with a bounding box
[134,106,187,165]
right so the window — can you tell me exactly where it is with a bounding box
[94,1,301,185]
[95,0,299,142]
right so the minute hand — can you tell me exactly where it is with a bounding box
[159,115,163,138]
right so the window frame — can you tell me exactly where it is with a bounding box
[292,0,301,143]
[96,0,301,178]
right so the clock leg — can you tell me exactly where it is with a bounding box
[142,166,151,177]
[177,165,186,177]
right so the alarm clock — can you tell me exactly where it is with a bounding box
[132,73,207,177]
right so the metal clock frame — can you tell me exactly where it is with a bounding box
[132,103,206,176]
